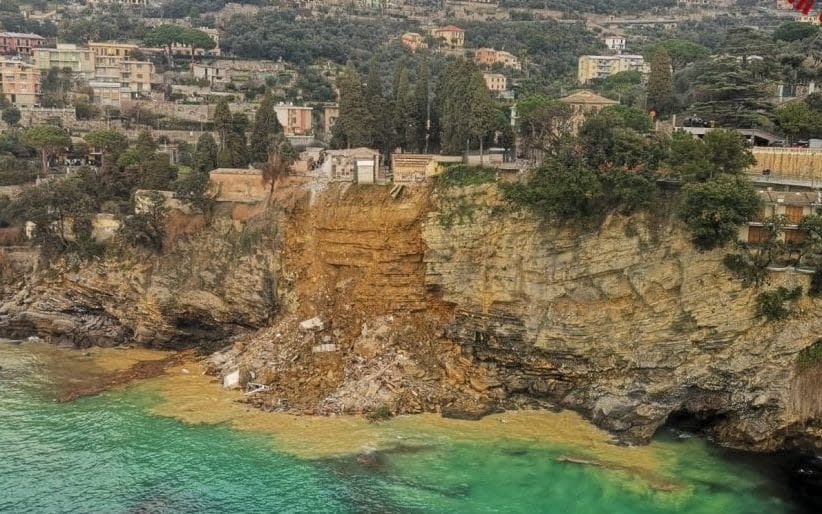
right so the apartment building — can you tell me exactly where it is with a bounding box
[32,44,96,79]
[0,32,46,56]
[604,36,626,53]
[483,73,507,93]
[88,41,139,59]
[577,55,648,83]
[431,25,465,48]
[0,59,41,107]
[400,32,427,51]
[274,104,313,136]
[474,48,521,70]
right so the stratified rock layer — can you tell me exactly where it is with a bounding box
[423,184,822,450]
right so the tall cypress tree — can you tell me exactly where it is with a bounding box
[332,66,372,148]
[249,90,283,164]
[647,48,675,116]
[365,59,389,155]
[213,98,233,148]
[413,56,430,153]
[393,63,412,151]
[437,60,494,156]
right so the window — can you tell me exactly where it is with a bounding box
[786,206,804,224]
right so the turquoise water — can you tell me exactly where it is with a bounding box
[0,341,802,513]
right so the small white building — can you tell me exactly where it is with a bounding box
[604,36,626,53]
[320,148,380,184]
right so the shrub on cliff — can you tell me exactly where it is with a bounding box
[755,286,802,321]
[502,154,656,225]
[679,175,762,250]
[797,339,822,370]
[117,192,167,253]
[437,165,496,188]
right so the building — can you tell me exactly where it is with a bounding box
[400,32,427,51]
[577,54,647,83]
[604,36,626,53]
[163,28,221,57]
[88,81,125,108]
[0,32,46,56]
[274,104,313,136]
[192,59,285,85]
[483,73,507,93]
[740,191,822,245]
[431,25,465,48]
[121,60,154,93]
[88,41,139,59]
[559,90,620,115]
[798,14,822,25]
[32,44,96,79]
[0,59,41,107]
[0,32,44,58]
[391,154,461,184]
[474,48,521,70]
[323,104,339,134]
[320,148,380,183]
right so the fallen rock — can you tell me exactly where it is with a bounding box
[299,317,325,332]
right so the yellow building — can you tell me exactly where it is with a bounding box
[482,73,507,93]
[0,58,40,107]
[122,60,154,93]
[431,25,465,48]
[400,32,428,51]
[577,54,647,83]
[88,41,139,59]
[32,44,96,79]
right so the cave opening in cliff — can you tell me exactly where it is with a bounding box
[660,409,728,436]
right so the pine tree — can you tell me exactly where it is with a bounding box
[249,90,282,164]
[213,98,232,147]
[647,48,675,116]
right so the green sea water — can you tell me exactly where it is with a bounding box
[0,341,804,513]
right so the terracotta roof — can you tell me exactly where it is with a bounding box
[760,190,822,207]
[559,90,619,106]
[437,25,464,32]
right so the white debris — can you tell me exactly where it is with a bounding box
[223,368,241,389]
[312,344,338,353]
[299,317,325,332]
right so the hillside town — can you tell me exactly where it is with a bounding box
[0,0,819,274]
[1,1,822,512]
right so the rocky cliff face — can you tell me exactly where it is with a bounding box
[0,216,280,350]
[423,184,822,451]
[1,182,820,451]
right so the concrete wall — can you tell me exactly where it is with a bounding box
[750,148,822,179]
[209,169,268,203]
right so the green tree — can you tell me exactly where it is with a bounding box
[14,175,98,257]
[644,39,710,73]
[679,175,762,250]
[119,191,167,252]
[413,55,430,152]
[332,66,373,148]
[193,133,218,173]
[392,62,415,151]
[23,124,70,178]
[84,129,128,172]
[436,60,494,157]
[248,90,282,163]
[261,135,296,194]
[773,22,819,43]
[777,101,822,141]
[702,129,756,177]
[515,96,574,160]
[647,47,674,116]
[213,98,233,147]
[2,107,20,127]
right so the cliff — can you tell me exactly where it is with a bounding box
[1,182,820,451]
[423,184,822,451]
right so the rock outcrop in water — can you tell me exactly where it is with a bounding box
[0,182,819,451]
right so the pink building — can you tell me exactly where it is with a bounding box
[274,104,313,136]
[0,32,46,56]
